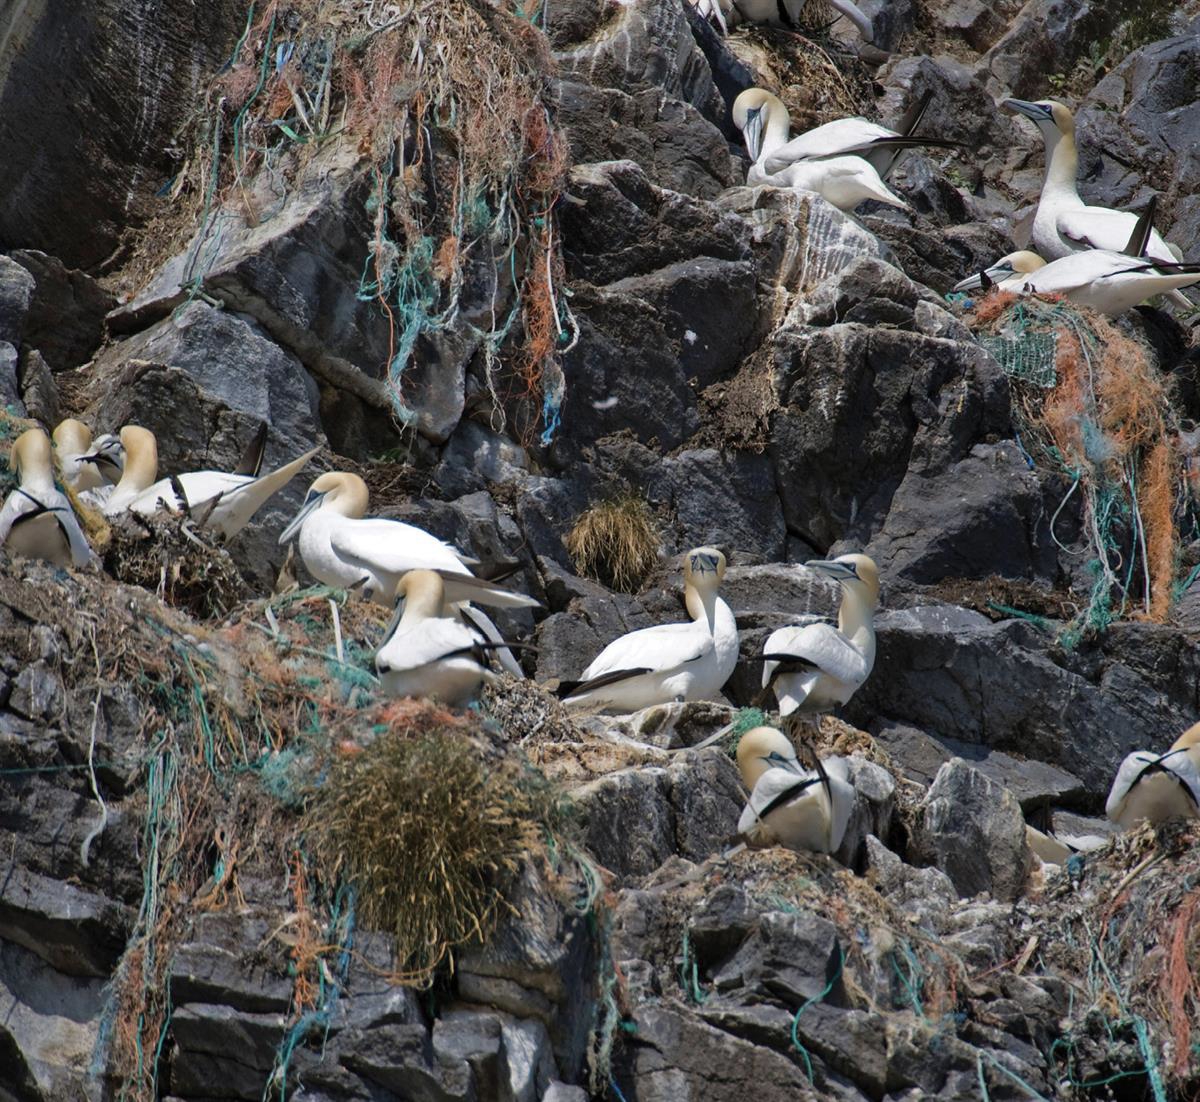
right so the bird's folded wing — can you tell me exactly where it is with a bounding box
[1105,751,1160,818]
[580,621,710,681]
[330,518,470,576]
[743,767,822,825]
[763,118,885,169]
[764,622,868,683]
[377,618,478,671]
[1056,209,1176,260]
[0,489,39,543]
[436,570,540,609]
[1162,749,1200,809]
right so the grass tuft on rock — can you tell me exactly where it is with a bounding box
[303,707,561,985]
[566,494,659,593]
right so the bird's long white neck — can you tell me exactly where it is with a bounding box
[837,588,875,652]
[759,102,791,165]
[686,583,720,632]
[1042,128,1081,206]
[400,584,445,625]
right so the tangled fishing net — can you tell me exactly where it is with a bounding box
[971,294,1187,642]
[150,0,575,445]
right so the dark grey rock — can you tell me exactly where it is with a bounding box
[457,862,595,1080]
[852,606,1200,797]
[0,340,22,413]
[911,759,1032,901]
[0,866,130,977]
[8,250,114,370]
[18,348,58,425]
[835,757,897,868]
[712,910,844,1004]
[432,1012,511,1102]
[864,834,958,928]
[0,1,246,269]
[10,662,62,721]
[623,1004,819,1101]
[0,938,106,1101]
[571,749,743,880]
[0,256,35,344]
[170,913,295,1013]
[167,1002,287,1100]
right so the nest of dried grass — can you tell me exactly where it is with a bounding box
[566,494,660,594]
[302,704,562,984]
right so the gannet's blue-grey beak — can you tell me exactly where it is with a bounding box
[690,551,721,575]
[952,262,1013,293]
[763,750,806,775]
[742,106,764,163]
[1001,98,1054,123]
[279,489,326,544]
[807,558,859,582]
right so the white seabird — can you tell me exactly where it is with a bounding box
[557,546,740,713]
[375,569,503,706]
[0,428,96,569]
[736,725,855,854]
[1106,722,1200,830]
[279,471,538,677]
[1002,99,1189,286]
[760,553,878,718]
[733,89,959,212]
[953,200,1200,315]
[101,425,320,540]
[53,419,110,493]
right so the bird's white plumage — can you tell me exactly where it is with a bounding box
[1012,250,1200,316]
[0,487,95,568]
[762,118,900,175]
[1106,748,1200,829]
[750,155,905,212]
[739,756,855,854]
[327,518,471,593]
[375,614,492,706]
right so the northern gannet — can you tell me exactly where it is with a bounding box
[733,89,959,212]
[0,429,96,569]
[736,726,855,853]
[53,420,107,493]
[953,201,1200,315]
[760,554,878,717]
[952,250,1047,294]
[1003,98,1185,266]
[280,471,537,677]
[375,569,502,706]
[557,546,739,713]
[1106,722,1200,830]
[101,425,320,540]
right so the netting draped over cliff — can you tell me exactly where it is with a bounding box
[177,0,574,443]
[971,295,1189,641]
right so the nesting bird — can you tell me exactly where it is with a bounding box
[280,471,538,676]
[733,89,959,213]
[0,428,96,569]
[1003,99,1187,269]
[691,0,874,41]
[53,419,120,494]
[954,199,1200,315]
[375,570,503,706]
[760,554,878,720]
[556,546,739,713]
[736,726,854,854]
[1106,722,1200,830]
[101,425,320,540]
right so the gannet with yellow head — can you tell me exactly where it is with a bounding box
[736,726,855,853]
[102,425,320,540]
[760,554,878,717]
[1003,99,1185,265]
[280,471,538,676]
[0,428,96,568]
[375,569,503,706]
[1106,721,1200,830]
[557,546,740,713]
[952,251,1047,293]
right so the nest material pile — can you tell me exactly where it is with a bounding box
[102,510,249,619]
[139,0,573,444]
[971,294,1184,638]
[1034,820,1200,1095]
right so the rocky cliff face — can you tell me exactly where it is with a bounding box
[3,0,1200,1099]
